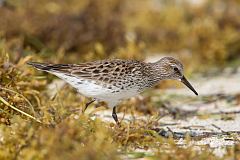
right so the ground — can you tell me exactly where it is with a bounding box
[1,0,240,159]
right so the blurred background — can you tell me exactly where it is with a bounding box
[1,1,240,159]
[1,0,240,72]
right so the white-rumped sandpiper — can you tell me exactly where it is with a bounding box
[27,57,198,125]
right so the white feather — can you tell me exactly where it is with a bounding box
[52,72,139,108]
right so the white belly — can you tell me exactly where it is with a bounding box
[53,73,139,107]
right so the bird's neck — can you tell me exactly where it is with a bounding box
[144,63,168,86]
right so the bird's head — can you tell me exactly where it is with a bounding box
[153,57,198,95]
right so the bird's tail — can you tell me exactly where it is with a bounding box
[26,61,73,74]
[27,62,52,71]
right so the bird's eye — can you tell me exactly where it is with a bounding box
[173,67,178,71]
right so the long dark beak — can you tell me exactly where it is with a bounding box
[180,76,198,95]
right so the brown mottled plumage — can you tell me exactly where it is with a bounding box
[27,57,198,125]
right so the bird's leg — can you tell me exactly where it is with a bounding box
[83,99,96,113]
[112,106,120,126]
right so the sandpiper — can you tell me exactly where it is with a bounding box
[27,57,198,125]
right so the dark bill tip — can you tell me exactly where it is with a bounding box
[180,76,198,96]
